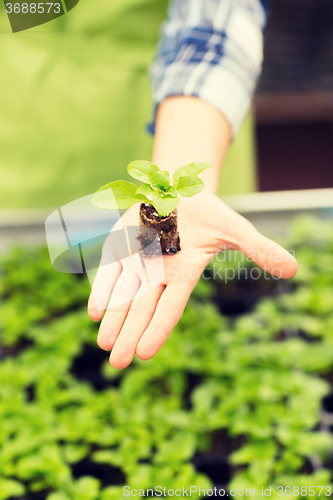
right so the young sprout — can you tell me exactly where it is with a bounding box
[92,160,212,217]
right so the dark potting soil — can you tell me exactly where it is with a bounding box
[0,338,34,361]
[70,344,118,391]
[323,394,333,413]
[139,203,181,255]
[192,430,247,493]
[183,373,203,410]
[212,271,295,316]
[72,459,125,486]
[25,383,36,402]
[192,453,231,488]
[15,490,52,500]
[13,460,126,500]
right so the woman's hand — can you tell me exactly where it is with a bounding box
[88,190,298,369]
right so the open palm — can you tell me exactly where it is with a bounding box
[88,190,298,369]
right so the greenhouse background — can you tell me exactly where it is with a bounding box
[1,0,333,498]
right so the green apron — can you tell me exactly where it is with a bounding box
[0,0,257,209]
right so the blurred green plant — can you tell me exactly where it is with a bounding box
[0,217,333,499]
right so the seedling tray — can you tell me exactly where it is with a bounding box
[1,190,333,499]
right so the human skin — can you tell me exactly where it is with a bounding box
[88,96,298,369]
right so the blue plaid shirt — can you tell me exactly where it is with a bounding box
[150,0,269,137]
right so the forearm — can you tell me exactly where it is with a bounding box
[151,96,232,194]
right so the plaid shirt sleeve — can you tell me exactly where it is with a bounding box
[149,0,269,137]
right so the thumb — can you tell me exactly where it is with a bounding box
[239,224,298,279]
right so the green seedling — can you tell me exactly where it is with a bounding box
[92,160,212,217]
[1,217,333,499]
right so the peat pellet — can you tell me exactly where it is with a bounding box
[139,203,181,255]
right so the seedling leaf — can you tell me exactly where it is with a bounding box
[152,171,170,191]
[173,162,212,184]
[0,479,25,499]
[152,192,180,217]
[136,184,154,196]
[174,175,204,197]
[127,160,160,184]
[166,186,178,198]
[92,181,149,210]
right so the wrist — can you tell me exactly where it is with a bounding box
[151,96,231,196]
